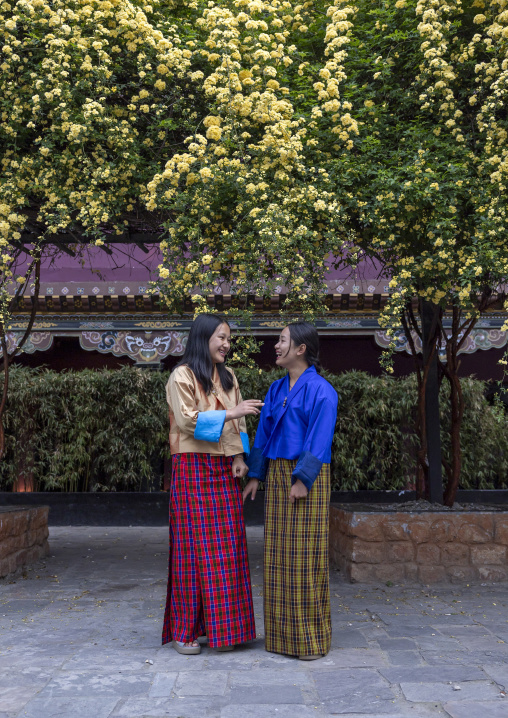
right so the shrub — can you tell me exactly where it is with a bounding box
[0,366,506,492]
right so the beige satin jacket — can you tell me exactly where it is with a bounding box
[166,365,248,457]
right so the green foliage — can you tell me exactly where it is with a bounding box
[0,366,170,492]
[1,365,507,493]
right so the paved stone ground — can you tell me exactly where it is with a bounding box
[1,527,508,718]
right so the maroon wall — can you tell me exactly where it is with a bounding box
[13,334,505,382]
[250,335,505,382]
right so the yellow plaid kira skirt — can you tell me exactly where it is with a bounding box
[264,458,331,657]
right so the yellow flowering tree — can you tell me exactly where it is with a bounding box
[151,0,508,505]
[3,0,507,502]
[320,0,508,504]
[0,0,202,455]
[147,0,350,314]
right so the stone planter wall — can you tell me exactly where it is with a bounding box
[0,506,50,578]
[330,504,508,584]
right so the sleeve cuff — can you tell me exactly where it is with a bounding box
[194,410,226,443]
[292,451,323,491]
[247,446,268,481]
[240,431,250,456]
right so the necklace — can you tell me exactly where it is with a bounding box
[282,380,295,408]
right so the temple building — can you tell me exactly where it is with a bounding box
[9,245,507,381]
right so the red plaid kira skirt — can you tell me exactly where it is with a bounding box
[162,453,256,648]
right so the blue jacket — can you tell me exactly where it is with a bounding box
[247,366,338,490]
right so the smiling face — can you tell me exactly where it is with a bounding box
[209,322,231,364]
[274,326,305,369]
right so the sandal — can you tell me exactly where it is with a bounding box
[298,654,322,661]
[215,645,234,652]
[172,640,201,655]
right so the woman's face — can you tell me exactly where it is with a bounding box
[209,322,231,364]
[275,326,302,368]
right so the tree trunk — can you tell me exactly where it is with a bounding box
[402,300,443,502]
[442,306,465,506]
[420,300,443,504]
[0,255,41,459]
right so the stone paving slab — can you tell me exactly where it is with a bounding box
[443,701,508,718]
[379,666,486,683]
[482,664,508,688]
[1,526,508,718]
[400,680,501,702]
[313,669,397,714]
[20,695,120,718]
[220,706,324,718]
[110,695,227,717]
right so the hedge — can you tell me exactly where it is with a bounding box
[0,365,506,492]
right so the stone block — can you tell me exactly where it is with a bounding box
[330,508,350,531]
[441,543,470,566]
[328,545,342,570]
[418,565,447,583]
[0,507,49,578]
[430,517,459,543]
[404,564,419,582]
[349,563,375,583]
[0,514,13,537]
[29,508,49,531]
[494,515,508,545]
[416,543,440,565]
[382,515,410,541]
[0,557,9,578]
[407,519,431,544]
[350,538,387,564]
[446,566,476,583]
[14,512,30,536]
[478,566,508,582]
[334,534,354,560]
[0,512,28,538]
[26,527,49,548]
[471,544,506,565]
[386,541,414,563]
[457,515,494,543]
[349,514,385,541]
[374,563,406,583]
[15,548,31,567]
[0,535,21,561]
[0,553,16,577]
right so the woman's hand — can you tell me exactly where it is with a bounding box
[242,478,259,502]
[289,479,308,504]
[226,400,264,422]
[232,455,249,479]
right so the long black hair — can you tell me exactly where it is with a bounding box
[175,313,234,394]
[287,321,322,373]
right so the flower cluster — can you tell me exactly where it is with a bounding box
[318,0,508,355]
[149,0,352,316]
[2,0,508,351]
[0,0,199,334]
